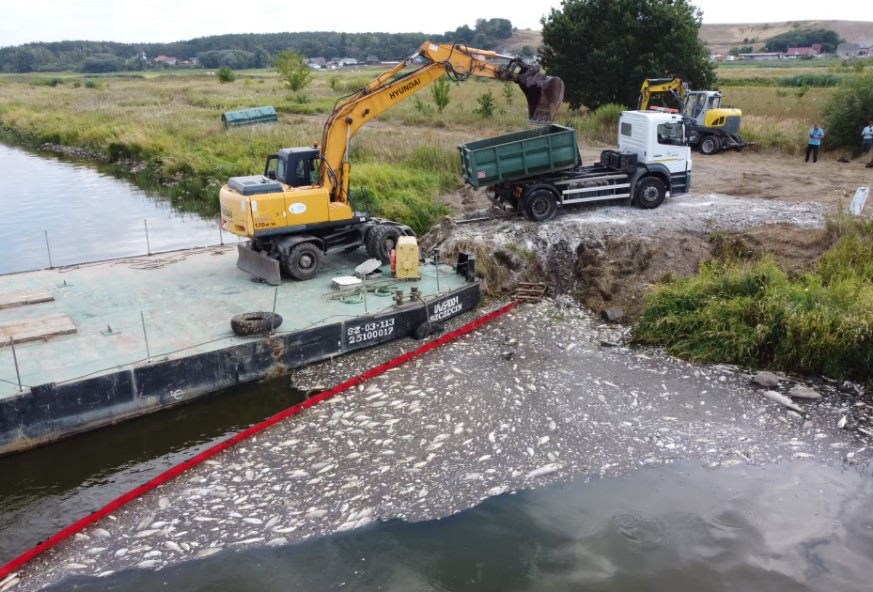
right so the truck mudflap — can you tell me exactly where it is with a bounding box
[236,243,281,285]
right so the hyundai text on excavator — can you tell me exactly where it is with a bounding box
[639,76,752,155]
[219,41,564,284]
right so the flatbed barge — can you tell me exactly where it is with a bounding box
[0,246,479,456]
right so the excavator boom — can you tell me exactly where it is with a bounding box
[319,41,564,203]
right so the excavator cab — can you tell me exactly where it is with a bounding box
[265,147,319,188]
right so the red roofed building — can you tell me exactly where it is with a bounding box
[785,46,819,58]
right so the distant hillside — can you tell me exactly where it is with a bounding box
[699,20,873,55]
[498,20,873,57]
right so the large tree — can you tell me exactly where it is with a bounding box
[540,0,715,111]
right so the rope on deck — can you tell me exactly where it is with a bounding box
[0,299,519,582]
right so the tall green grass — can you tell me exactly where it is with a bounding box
[634,220,873,381]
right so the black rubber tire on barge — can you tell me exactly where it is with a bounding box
[231,311,283,336]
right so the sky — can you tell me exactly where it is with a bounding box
[1,0,871,47]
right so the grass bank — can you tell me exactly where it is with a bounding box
[634,218,873,382]
[0,69,534,232]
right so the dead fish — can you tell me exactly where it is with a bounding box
[158,497,170,510]
[135,529,160,538]
[136,514,156,531]
[305,509,328,519]
[525,464,561,479]
[762,390,804,414]
[838,416,848,429]
[195,547,223,559]
[164,541,183,554]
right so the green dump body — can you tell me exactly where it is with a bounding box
[458,125,580,188]
[221,106,278,128]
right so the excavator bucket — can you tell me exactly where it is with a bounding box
[517,65,565,124]
[236,243,281,286]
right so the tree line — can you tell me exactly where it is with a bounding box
[0,19,514,73]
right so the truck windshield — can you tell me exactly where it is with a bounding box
[656,123,683,145]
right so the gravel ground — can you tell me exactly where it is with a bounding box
[8,297,871,591]
[433,192,829,249]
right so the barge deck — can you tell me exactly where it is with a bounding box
[0,246,479,455]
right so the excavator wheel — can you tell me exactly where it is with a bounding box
[282,242,323,281]
[699,135,721,155]
[365,224,402,263]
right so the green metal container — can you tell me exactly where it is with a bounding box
[458,125,579,188]
[221,106,278,129]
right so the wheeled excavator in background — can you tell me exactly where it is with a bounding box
[219,41,565,284]
[639,76,752,155]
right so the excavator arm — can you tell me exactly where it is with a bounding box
[638,76,688,111]
[318,41,565,203]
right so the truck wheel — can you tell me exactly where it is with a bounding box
[699,135,721,155]
[282,242,323,280]
[365,225,401,263]
[635,177,666,209]
[524,189,558,222]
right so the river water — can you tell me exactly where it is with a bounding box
[45,461,873,592]
[0,142,238,275]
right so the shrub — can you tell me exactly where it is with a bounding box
[575,103,624,144]
[273,50,312,93]
[431,75,451,112]
[473,90,496,118]
[634,222,873,381]
[413,97,434,116]
[823,73,873,156]
[217,66,236,83]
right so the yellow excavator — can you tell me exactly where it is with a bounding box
[219,41,564,283]
[639,76,751,155]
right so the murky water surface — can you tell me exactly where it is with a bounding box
[0,380,306,565]
[44,461,873,592]
[0,143,236,274]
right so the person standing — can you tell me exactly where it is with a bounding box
[805,123,825,163]
[862,121,873,155]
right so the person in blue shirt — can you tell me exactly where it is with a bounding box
[861,121,873,155]
[805,123,825,163]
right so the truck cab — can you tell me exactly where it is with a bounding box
[617,110,692,196]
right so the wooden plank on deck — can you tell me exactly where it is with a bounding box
[0,289,54,309]
[0,313,76,344]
